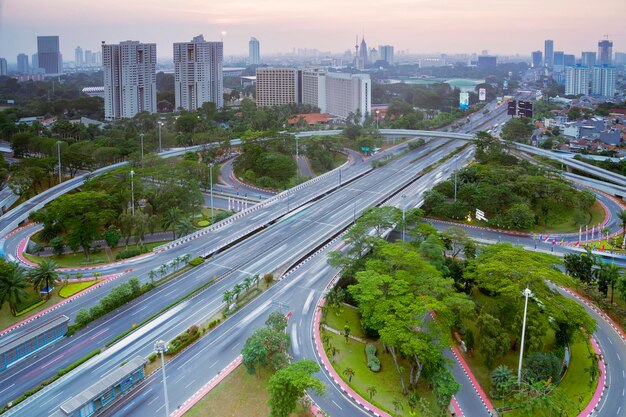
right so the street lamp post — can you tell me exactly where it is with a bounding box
[375,109,380,129]
[154,340,170,417]
[130,170,135,216]
[140,133,144,163]
[158,122,163,153]
[209,162,214,224]
[56,141,62,184]
[295,136,299,181]
[517,287,533,385]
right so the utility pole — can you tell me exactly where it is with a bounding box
[158,122,163,153]
[56,141,62,184]
[154,340,170,417]
[209,162,214,224]
[130,170,135,216]
[517,287,533,385]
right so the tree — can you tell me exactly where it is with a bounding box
[367,385,377,400]
[28,260,60,296]
[175,217,194,238]
[343,367,355,383]
[343,324,351,343]
[618,210,626,238]
[267,360,325,417]
[506,203,535,229]
[477,312,510,369]
[563,251,596,285]
[430,367,461,410]
[525,352,561,383]
[265,311,288,332]
[0,268,29,315]
[501,117,534,143]
[103,225,121,248]
[392,398,404,414]
[223,290,234,307]
[491,365,514,398]
[241,325,290,376]
[162,207,183,240]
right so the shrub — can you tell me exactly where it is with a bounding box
[57,349,101,376]
[264,273,274,285]
[197,220,210,227]
[115,247,142,260]
[188,257,205,267]
[365,343,381,372]
[148,353,157,362]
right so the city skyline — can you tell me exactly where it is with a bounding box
[1,0,625,62]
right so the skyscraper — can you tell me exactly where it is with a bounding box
[531,51,543,68]
[173,35,224,111]
[325,72,370,122]
[102,40,157,120]
[85,50,93,66]
[359,37,368,67]
[553,51,565,72]
[75,46,83,67]
[544,39,554,67]
[597,40,613,66]
[17,54,29,73]
[565,65,590,96]
[302,68,326,113]
[581,52,596,67]
[0,59,7,76]
[37,36,62,74]
[249,37,260,65]
[379,45,394,65]
[564,54,576,67]
[591,66,616,97]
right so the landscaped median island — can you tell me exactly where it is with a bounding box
[317,204,604,417]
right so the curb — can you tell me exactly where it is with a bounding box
[577,337,606,417]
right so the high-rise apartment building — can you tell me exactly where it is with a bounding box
[597,40,613,66]
[256,68,300,107]
[37,36,62,74]
[379,45,394,65]
[249,37,260,65]
[531,51,543,68]
[563,54,575,67]
[75,46,83,67]
[85,50,93,66]
[615,52,626,65]
[0,59,7,76]
[565,65,590,95]
[31,53,39,71]
[302,69,326,113]
[591,66,616,97]
[325,72,370,121]
[102,40,157,121]
[17,54,29,73]
[173,35,224,111]
[581,52,596,67]
[544,40,554,67]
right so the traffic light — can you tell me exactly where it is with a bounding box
[507,100,517,116]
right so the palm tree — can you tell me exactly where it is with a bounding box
[223,290,233,307]
[158,264,168,278]
[148,270,157,283]
[392,398,404,414]
[162,207,183,239]
[232,283,242,300]
[171,256,181,271]
[253,273,260,288]
[28,260,59,297]
[175,217,194,238]
[343,367,355,383]
[367,385,377,401]
[605,263,622,304]
[181,253,191,264]
[0,268,29,315]
[243,276,253,293]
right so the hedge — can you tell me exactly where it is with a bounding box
[188,257,205,266]
[365,343,381,372]
[57,348,101,376]
[15,299,46,316]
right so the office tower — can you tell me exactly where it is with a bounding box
[565,65,590,95]
[615,52,626,65]
[359,37,368,67]
[102,40,157,121]
[379,45,394,65]
[531,51,543,68]
[369,48,379,64]
[301,68,326,113]
[544,40,554,67]
[478,55,497,69]
[564,54,575,67]
[598,40,613,65]
[249,37,260,65]
[37,36,62,73]
[94,51,102,66]
[17,54,29,73]
[32,53,39,71]
[85,50,93,66]
[553,51,565,72]
[325,73,370,122]
[75,46,83,67]
[581,52,596,67]
[591,66,616,97]
[173,35,224,111]
[256,68,301,107]
[0,59,7,76]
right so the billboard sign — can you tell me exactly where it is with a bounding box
[478,88,486,101]
[459,92,470,110]
[503,79,509,90]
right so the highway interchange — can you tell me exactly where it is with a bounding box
[0,98,625,417]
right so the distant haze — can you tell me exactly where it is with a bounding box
[1,0,624,62]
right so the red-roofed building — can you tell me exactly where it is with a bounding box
[287,113,338,126]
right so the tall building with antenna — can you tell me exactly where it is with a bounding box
[598,39,613,66]
[359,36,368,67]
[353,36,364,70]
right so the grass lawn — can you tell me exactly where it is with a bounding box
[184,365,311,417]
[322,331,440,416]
[59,280,102,298]
[529,201,604,234]
[0,288,64,330]
[324,304,365,339]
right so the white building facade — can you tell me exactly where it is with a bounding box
[324,72,370,122]
[565,66,590,96]
[102,41,157,121]
[591,66,617,97]
[249,37,260,65]
[173,35,224,111]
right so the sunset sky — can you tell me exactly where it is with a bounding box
[1,0,624,62]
